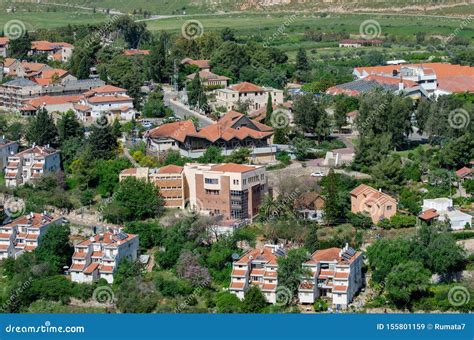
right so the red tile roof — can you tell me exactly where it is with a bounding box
[158,165,184,174]
[31,40,73,51]
[181,58,210,69]
[87,95,132,104]
[84,85,127,97]
[84,262,99,274]
[211,163,256,173]
[229,82,264,93]
[419,208,440,221]
[229,281,245,290]
[123,49,150,56]
[456,167,472,179]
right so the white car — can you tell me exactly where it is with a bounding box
[311,171,325,177]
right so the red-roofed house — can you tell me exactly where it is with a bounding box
[350,184,397,224]
[298,244,363,308]
[186,70,230,88]
[146,111,274,156]
[181,58,211,71]
[230,244,284,303]
[30,41,74,63]
[0,37,9,57]
[70,228,139,283]
[75,85,136,122]
[215,82,284,111]
[0,212,63,259]
[123,49,150,56]
[5,145,60,188]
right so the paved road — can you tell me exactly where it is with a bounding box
[163,86,213,127]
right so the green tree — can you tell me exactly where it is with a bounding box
[293,94,330,141]
[265,93,273,126]
[148,33,170,83]
[104,177,164,223]
[295,48,310,72]
[366,238,412,283]
[304,226,320,253]
[35,223,73,273]
[242,286,267,312]
[385,260,430,308]
[27,107,58,147]
[216,291,242,313]
[87,118,118,160]
[277,248,308,304]
[322,169,342,225]
[199,146,224,163]
[143,88,167,118]
[226,148,250,164]
[8,30,31,59]
[221,27,236,42]
[57,110,83,145]
[187,74,207,110]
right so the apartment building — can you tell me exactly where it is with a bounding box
[120,165,186,209]
[229,244,284,303]
[0,136,19,172]
[120,163,267,220]
[0,212,63,259]
[298,245,363,309]
[350,184,397,224]
[0,37,9,58]
[215,82,284,111]
[0,78,43,110]
[5,145,61,188]
[30,40,74,63]
[74,85,136,122]
[69,228,139,284]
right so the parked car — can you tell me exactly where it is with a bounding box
[310,171,325,177]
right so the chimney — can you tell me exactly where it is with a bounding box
[398,74,404,91]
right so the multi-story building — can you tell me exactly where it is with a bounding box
[350,184,397,224]
[298,245,363,309]
[0,136,19,172]
[0,37,9,58]
[69,228,139,284]
[215,82,284,111]
[29,41,74,63]
[120,162,267,220]
[0,78,43,110]
[5,145,61,188]
[74,85,136,122]
[0,212,63,259]
[184,163,266,219]
[229,244,284,303]
[120,165,186,209]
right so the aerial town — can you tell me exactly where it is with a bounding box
[0,1,472,317]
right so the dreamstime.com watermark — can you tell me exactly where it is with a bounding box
[448,286,470,307]
[448,108,470,130]
[5,321,85,334]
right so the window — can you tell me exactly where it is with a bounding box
[386,205,392,211]
[205,178,218,184]
[233,179,239,185]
